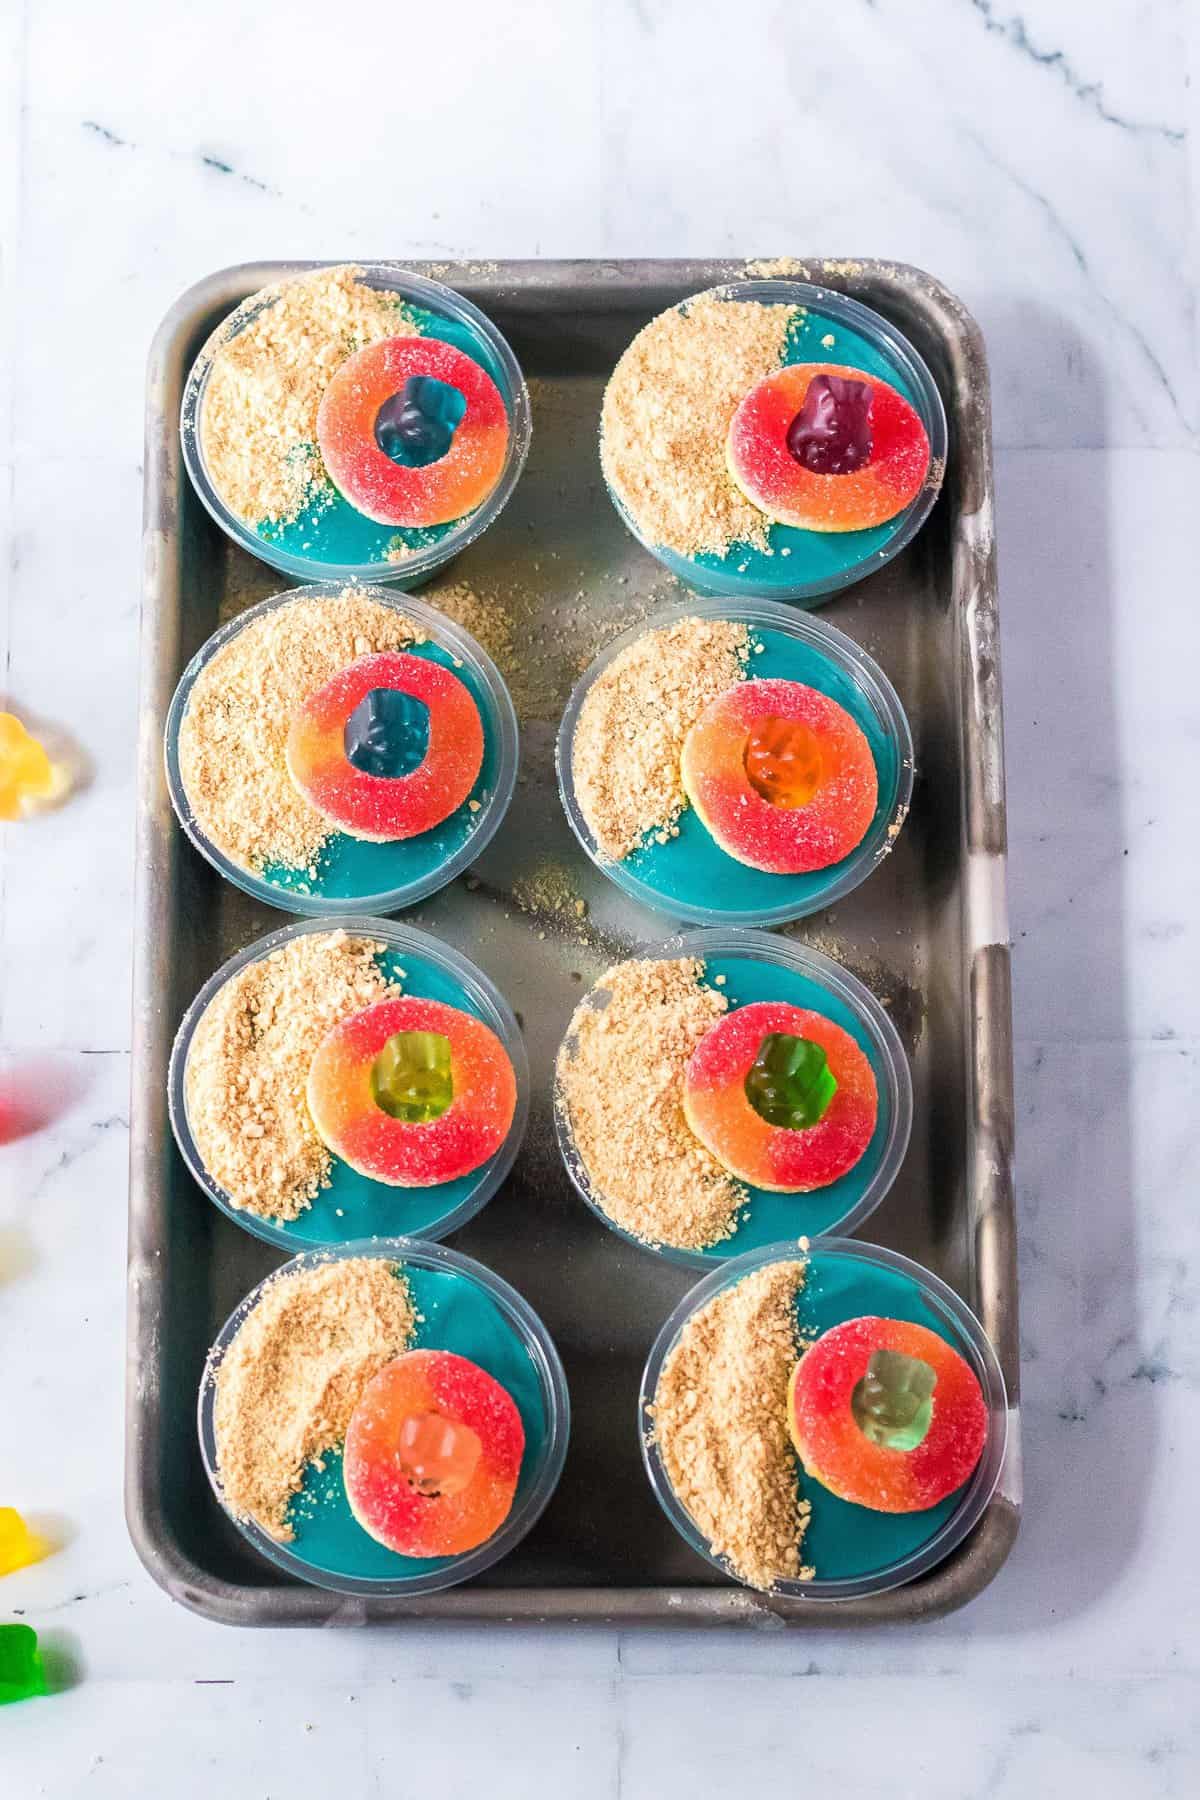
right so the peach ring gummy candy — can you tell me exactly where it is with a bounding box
[680,678,877,875]
[726,364,930,533]
[286,650,484,842]
[317,337,509,529]
[787,1316,987,1512]
[344,1349,524,1557]
[306,995,517,1187]
[683,1000,877,1192]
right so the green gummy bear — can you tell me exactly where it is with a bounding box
[371,1030,453,1123]
[0,1623,45,1704]
[744,1032,838,1129]
[851,1349,937,1450]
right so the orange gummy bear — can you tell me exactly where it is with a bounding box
[0,1508,49,1576]
[0,715,56,821]
[743,716,824,809]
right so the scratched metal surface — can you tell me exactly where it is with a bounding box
[128,259,1018,1626]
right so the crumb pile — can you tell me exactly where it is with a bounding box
[198,264,417,527]
[600,294,797,559]
[571,616,749,861]
[185,930,396,1222]
[422,581,517,689]
[650,1260,812,1590]
[178,587,418,878]
[212,1257,416,1540]
[556,956,745,1250]
[741,257,812,280]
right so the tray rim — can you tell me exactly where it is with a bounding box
[129,255,1019,1628]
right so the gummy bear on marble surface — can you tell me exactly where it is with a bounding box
[0,713,56,820]
[0,1508,49,1576]
[0,1623,45,1704]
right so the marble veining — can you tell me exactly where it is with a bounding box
[1,0,1197,1791]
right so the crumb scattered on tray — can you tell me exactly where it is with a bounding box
[650,1259,812,1590]
[212,1256,416,1539]
[556,956,745,1250]
[198,264,417,528]
[600,293,797,559]
[571,615,749,861]
[741,256,812,280]
[178,586,419,878]
[185,929,397,1221]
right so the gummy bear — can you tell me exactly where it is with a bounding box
[343,687,431,780]
[851,1348,936,1450]
[0,1508,48,1576]
[394,1411,483,1498]
[371,1030,454,1123]
[0,1623,45,1704]
[374,375,467,468]
[744,1032,838,1130]
[0,714,55,821]
[786,373,873,475]
[743,716,824,809]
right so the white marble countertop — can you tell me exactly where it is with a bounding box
[1,0,1196,1792]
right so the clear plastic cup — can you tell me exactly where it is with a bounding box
[602,279,946,606]
[169,917,529,1252]
[640,1237,1008,1600]
[198,1239,569,1597]
[165,582,519,917]
[554,928,912,1270]
[557,596,913,927]
[181,262,532,587]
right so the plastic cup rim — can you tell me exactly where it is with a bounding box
[555,594,915,926]
[179,260,532,586]
[163,578,520,917]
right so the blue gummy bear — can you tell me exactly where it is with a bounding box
[343,687,431,778]
[374,376,467,468]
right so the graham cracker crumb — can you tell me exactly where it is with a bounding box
[185,930,397,1221]
[556,956,745,1250]
[572,616,749,861]
[512,859,592,944]
[178,587,418,876]
[600,293,797,559]
[198,264,417,528]
[212,1257,416,1539]
[650,1260,812,1590]
[742,256,812,280]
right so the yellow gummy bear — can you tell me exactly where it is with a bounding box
[0,1508,49,1576]
[0,714,56,821]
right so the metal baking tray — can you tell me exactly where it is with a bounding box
[129,258,1019,1626]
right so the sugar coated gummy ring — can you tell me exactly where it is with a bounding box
[683,1000,877,1192]
[306,994,518,1187]
[286,650,484,842]
[726,363,931,533]
[787,1316,987,1512]
[344,1349,525,1557]
[316,336,509,528]
[680,677,878,875]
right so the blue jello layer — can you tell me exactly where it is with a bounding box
[792,1252,973,1581]
[282,1264,549,1583]
[248,303,507,571]
[616,624,901,922]
[262,634,502,905]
